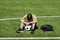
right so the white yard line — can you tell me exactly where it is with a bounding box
[0,18,20,21]
[0,37,60,39]
[37,16,60,18]
[0,16,60,21]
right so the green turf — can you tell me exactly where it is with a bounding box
[0,39,60,40]
[0,39,59,40]
[0,0,60,37]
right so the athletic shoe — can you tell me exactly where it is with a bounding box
[31,31,34,34]
[16,28,23,33]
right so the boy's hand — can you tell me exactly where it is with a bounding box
[25,22,30,25]
[29,21,35,24]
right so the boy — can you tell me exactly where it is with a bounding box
[17,13,37,34]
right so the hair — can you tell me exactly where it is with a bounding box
[27,13,32,21]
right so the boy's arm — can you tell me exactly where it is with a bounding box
[33,14,37,23]
[20,14,27,23]
[29,14,37,23]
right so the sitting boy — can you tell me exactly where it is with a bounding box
[17,13,37,34]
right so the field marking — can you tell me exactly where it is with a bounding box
[0,16,60,21]
[0,37,60,39]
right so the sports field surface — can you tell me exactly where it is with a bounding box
[0,39,60,40]
[0,0,60,38]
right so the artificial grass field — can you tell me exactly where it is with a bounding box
[0,0,60,37]
[0,39,59,40]
[2,39,59,40]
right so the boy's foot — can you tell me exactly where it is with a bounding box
[31,29,34,34]
[16,28,23,33]
[31,31,34,34]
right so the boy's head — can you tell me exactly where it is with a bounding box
[27,13,32,20]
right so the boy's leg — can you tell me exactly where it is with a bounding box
[16,23,25,33]
[20,23,25,30]
[32,23,35,30]
[31,23,35,34]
